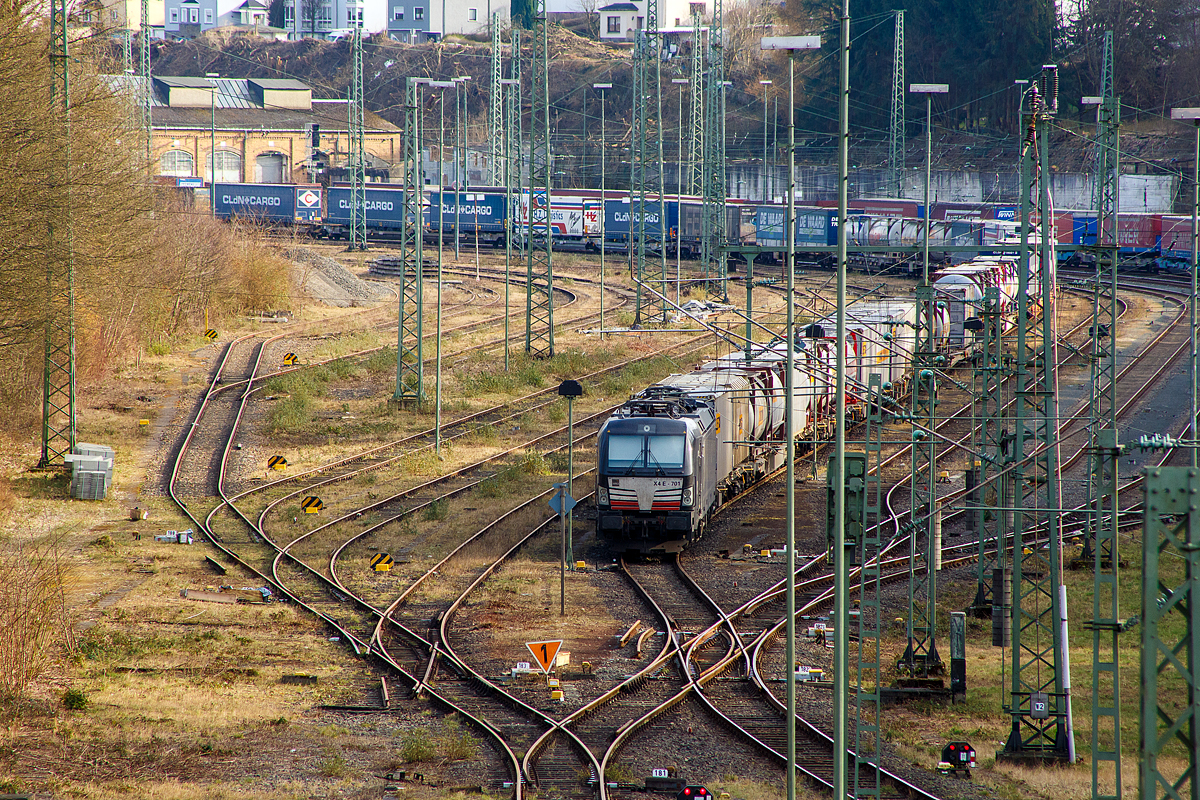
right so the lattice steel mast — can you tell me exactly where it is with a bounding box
[901,284,942,677]
[854,373,885,799]
[347,26,367,251]
[140,0,152,167]
[1138,469,1200,800]
[1085,29,1122,800]
[40,0,77,468]
[889,10,904,197]
[489,13,503,185]
[970,287,1009,620]
[701,0,725,299]
[999,70,1070,763]
[630,0,667,324]
[393,77,425,404]
[687,9,703,195]
[525,0,554,356]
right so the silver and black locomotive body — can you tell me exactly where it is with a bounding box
[594,245,1049,555]
[595,352,799,554]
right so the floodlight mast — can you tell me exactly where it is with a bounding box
[761,32,821,800]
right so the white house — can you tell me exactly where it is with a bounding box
[164,0,279,35]
[283,0,389,36]
[597,0,707,43]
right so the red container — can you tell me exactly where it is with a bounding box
[850,197,919,218]
[1117,213,1162,249]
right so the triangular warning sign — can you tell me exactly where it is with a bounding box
[525,640,563,674]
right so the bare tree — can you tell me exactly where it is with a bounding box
[576,0,600,39]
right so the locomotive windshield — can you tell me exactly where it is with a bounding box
[606,434,686,471]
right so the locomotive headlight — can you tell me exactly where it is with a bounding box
[681,485,694,507]
[597,487,609,506]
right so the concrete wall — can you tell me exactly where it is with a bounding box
[716,161,1179,212]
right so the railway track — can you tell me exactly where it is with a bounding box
[160,251,1199,800]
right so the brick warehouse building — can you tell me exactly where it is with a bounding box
[120,76,402,186]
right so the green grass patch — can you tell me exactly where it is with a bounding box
[365,346,398,374]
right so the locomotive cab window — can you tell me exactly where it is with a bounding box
[606,434,686,471]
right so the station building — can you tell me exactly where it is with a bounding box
[135,76,401,185]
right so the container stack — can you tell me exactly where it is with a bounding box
[66,442,114,500]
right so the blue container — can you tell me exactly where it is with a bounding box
[754,205,835,248]
[1072,214,1098,246]
[430,191,506,233]
[213,183,297,223]
[604,198,675,240]
[326,184,409,230]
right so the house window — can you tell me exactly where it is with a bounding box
[111,9,119,20]
[169,8,179,22]
[204,8,213,23]
[636,15,643,28]
[188,8,198,22]
[394,5,403,18]
[414,6,423,18]
[606,15,620,32]
[467,7,476,19]
[689,1,703,14]
[160,150,194,177]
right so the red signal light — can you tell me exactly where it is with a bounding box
[684,791,691,797]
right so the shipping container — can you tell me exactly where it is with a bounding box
[325,184,410,231]
[517,192,604,249]
[603,197,676,248]
[430,190,507,240]
[1161,216,1195,262]
[753,205,835,249]
[214,182,322,224]
[850,197,921,218]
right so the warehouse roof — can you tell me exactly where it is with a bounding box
[102,75,398,132]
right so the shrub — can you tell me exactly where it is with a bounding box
[401,728,438,762]
[318,753,349,777]
[0,540,72,705]
[423,499,448,521]
[62,688,88,710]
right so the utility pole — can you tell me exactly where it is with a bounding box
[525,0,554,357]
[502,76,519,371]
[1083,29,1122,800]
[761,36,821,800]
[999,67,1071,765]
[207,72,219,214]
[40,0,77,468]
[594,82,611,340]
[673,77,688,304]
[834,3,850,795]
[393,77,425,405]
[888,10,904,198]
[348,26,367,251]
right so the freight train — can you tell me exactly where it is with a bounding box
[207,182,1193,271]
[594,238,1045,554]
